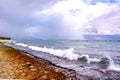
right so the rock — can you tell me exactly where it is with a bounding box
[44,71,49,74]
[31,68,36,71]
[41,75,47,79]
[26,62,31,65]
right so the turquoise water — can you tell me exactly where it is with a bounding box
[18,40,120,52]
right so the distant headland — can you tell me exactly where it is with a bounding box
[0,37,11,43]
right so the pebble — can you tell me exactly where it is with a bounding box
[44,71,49,74]
[41,75,47,79]
[26,62,31,65]
[22,73,26,76]
[50,79,56,80]
[29,65,34,69]
[31,68,36,71]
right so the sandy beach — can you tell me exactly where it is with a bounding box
[0,43,68,79]
[0,40,11,43]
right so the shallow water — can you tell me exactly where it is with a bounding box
[8,40,120,71]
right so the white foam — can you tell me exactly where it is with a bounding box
[14,42,101,62]
[14,42,120,71]
[28,45,79,60]
[15,43,28,47]
[108,64,120,71]
[88,57,101,63]
[106,55,120,71]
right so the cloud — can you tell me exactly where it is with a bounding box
[24,26,42,37]
[0,0,60,39]
[0,19,29,39]
[32,0,120,39]
[92,14,120,35]
[83,0,119,4]
[0,0,120,40]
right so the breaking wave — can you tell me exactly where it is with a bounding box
[15,43,28,47]
[28,45,79,60]
[13,42,120,71]
[106,55,120,71]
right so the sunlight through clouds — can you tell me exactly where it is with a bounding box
[0,0,120,40]
[32,0,120,39]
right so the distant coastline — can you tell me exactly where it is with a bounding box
[0,37,11,43]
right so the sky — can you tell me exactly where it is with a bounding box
[0,0,120,40]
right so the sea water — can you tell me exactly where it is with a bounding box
[11,40,120,71]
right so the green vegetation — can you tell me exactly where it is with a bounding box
[0,43,14,50]
[78,56,88,63]
[0,37,11,40]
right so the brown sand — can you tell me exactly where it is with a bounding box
[0,44,66,79]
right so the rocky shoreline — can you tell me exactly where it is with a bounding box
[0,44,69,79]
[7,45,89,80]
[4,43,120,80]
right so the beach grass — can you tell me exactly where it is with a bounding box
[0,43,14,50]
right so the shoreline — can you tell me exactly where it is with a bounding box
[0,43,92,80]
[0,43,77,79]
[3,42,120,80]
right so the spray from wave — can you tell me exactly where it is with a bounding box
[106,55,120,71]
[29,45,79,60]
[13,42,120,71]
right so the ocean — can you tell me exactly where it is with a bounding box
[7,40,120,72]
[16,40,120,51]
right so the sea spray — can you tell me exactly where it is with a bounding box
[14,42,120,71]
[28,45,101,62]
[28,45,80,60]
[106,55,120,71]
[6,40,120,79]
[14,42,80,60]
[14,42,101,62]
